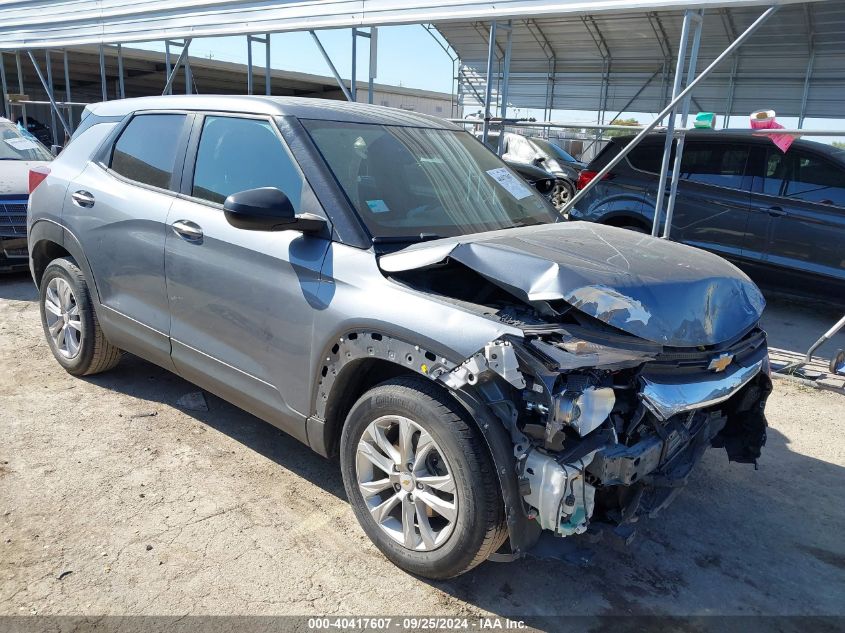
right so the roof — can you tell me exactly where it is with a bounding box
[439,1,845,119]
[609,130,845,159]
[0,1,813,50]
[86,95,459,128]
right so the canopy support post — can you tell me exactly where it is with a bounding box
[98,44,107,101]
[663,9,704,239]
[650,10,693,236]
[162,39,192,96]
[496,21,513,155]
[0,53,7,119]
[481,20,498,147]
[310,31,353,102]
[15,52,28,126]
[45,50,58,145]
[63,49,73,133]
[564,6,778,217]
[117,44,125,98]
[26,51,71,139]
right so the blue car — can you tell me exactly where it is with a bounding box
[569,132,845,301]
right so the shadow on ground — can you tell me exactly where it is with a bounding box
[0,273,36,301]
[761,292,845,356]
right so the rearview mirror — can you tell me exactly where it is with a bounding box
[223,187,326,233]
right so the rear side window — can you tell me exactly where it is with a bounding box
[627,141,674,174]
[765,150,845,207]
[679,142,750,189]
[110,114,186,189]
[191,116,303,207]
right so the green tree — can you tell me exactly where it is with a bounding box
[832,141,845,149]
[606,118,641,138]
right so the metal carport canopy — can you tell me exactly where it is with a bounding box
[435,1,845,120]
[0,1,818,49]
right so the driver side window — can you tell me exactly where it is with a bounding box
[191,116,304,208]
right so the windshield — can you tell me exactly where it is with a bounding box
[302,121,556,241]
[531,138,578,163]
[0,121,52,161]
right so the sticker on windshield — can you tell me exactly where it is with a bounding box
[4,137,39,151]
[486,167,533,200]
[366,199,391,214]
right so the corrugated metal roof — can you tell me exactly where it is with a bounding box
[0,0,812,50]
[439,1,845,119]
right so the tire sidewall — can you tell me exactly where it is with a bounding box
[39,259,96,375]
[340,382,492,577]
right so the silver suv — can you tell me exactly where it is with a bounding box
[27,96,772,579]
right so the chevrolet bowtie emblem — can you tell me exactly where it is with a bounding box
[708,353,734,373]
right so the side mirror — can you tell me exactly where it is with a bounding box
[532,154,546,166]
[223,187,326,233]
[50,144,63,156]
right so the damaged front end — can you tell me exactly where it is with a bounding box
[436,325,770,547]
[379,223,772,554]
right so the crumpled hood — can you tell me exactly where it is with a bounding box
[379,222,765,347]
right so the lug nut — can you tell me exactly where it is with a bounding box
[416,482,423,490]
[408,494,414,502]
[394,484,401,492]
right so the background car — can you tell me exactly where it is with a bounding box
[480,131,584,211]
[504,160,556,199]
[16,116,55,147]
[569,132,845,301]
[0,117,53,272]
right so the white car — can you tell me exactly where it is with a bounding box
[0,117,52,272]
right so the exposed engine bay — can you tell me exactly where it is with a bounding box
[379,225,772,548]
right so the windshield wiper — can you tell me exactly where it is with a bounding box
[371,232,442,245]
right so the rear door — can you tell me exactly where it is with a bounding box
[660,140,754,262]
[67,112,190,367]
[748,146,845,295]
[164,113,330,441]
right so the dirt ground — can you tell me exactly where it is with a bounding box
[1,271,844,624]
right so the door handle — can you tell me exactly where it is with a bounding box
[71,190,95,208]
[758,205,786,217]
[171,219,204,241]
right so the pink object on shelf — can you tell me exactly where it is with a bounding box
[750,110,795,153]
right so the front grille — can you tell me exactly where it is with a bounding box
[0,200,28,237]
[645,327,767,375]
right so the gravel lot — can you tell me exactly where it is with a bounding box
[1,272,844,623]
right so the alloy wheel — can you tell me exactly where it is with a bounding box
[552,182,573,210]
[44,277,82,359]
[355,415,458,551]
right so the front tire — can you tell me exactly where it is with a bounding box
[39,257,122,376]
[340,376,506,579]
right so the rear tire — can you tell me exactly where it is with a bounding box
[340,376,507,579]
[39,257,122,376]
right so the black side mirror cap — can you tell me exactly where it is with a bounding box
[223,187,326,233]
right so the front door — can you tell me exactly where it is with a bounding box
[164,114,330,441]
[662,140,754,264]
[748,146,845,296]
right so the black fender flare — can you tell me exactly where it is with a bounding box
[29,219,101,304]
